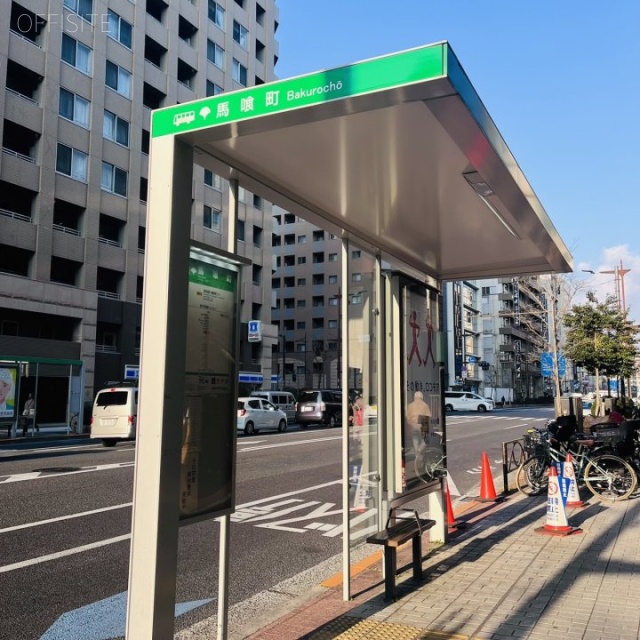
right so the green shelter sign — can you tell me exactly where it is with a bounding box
[151,44,446,138]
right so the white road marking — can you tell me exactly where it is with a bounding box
[0,461,134,484]
[0,503,132,534]
[239,435,340,452]
[0,535,130,574]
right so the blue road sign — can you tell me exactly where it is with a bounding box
[541,352,566,377]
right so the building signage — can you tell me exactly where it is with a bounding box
[248,320,262,343]
[151,44,446,138]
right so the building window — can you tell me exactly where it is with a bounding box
[208,0,225,29]
[61,34,92,75]
[232,59,247,86]
[233,20,249,49]
[328,275,338,284]
[297,321,306,330]
[106,61,132,98]
[56,144,88,182]
[312,230,324,241]
[329,297,338,306]
[203,205,221,231]
[482,286,491,296]
[351,250,361,259]
[59,88,90,127]
[252,264,262,285]
[103,110,130,147]
[297,278,306,286]
[204,169,222,190]
[237,220,245,242]
[328,319,338,329]
[107,10,133,48]
[328,253,337,262]
[207,39,224,68]
[296,299,306,308]
[297,256,306,265]
[63,0,93,23]
[101,162,128,196]
[312,296,324,307]
[298,235,307,244]
[352,273,362,282]
[141,129,150,155]
[206,81,224,97]
[253,226,263,248]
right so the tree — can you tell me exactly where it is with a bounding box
[563,293,639,416]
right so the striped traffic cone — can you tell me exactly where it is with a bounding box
[563,453,586,508]
[535,464,582,536]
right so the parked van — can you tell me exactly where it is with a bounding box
[444,391,494,413]
[90,386,138,447]
[250,390,297,422]
[295,389,343,427]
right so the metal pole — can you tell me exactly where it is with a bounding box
[281,335,285,390]
[217,178,239,640]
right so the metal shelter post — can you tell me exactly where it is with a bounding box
[217,178,239,640]
[341,238,351,601]
[126,136,193,639]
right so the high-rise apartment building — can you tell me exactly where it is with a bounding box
[0,0,279,424]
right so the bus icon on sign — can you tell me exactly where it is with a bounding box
[248,320,262,342]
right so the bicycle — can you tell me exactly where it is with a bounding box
[414,430,446,484]
[516,427,637,502]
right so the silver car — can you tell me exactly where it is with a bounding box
[237,397,287,435]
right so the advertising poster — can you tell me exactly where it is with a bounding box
[0,366,18,421]
[179,248,240,522]
[401,283,443,491]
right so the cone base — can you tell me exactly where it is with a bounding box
[448,519,468,529]
[566,501,587,508]
[477,496,506,503]
[535,525,582,537]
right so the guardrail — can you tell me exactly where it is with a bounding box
[501,437,527,494]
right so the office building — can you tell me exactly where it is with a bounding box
[0,0,279,424]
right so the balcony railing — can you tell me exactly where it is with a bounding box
[53,223,81,236]
[98,237,123,248]
[95,344,119,353]
[2,147,35,163]
[97,290,121,300]
[6,87,39,106]
[9,29,42,49]
[0,208,31,222]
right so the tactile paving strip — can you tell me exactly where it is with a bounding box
[308,615,469,640]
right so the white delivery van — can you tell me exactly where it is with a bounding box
[250,390,297,422]
[90,386,138,447]
[444,391,494,413]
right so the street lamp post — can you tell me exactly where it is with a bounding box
[582,260,631,311]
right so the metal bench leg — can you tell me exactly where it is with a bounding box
[412,535,423,581]
[383,547,396,601]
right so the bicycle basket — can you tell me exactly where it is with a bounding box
[523,431,546,456]
[590,423,627,446]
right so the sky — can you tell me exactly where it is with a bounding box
[275,0,640,321]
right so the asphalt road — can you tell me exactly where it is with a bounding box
[0,406,553,639]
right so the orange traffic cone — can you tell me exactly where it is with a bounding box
[563,453,585,508]
[446,481,467,529]
[478,451,504,502]
[535,464,582,536]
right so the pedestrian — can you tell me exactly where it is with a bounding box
[406,390,431,454]
[501,395,506,409]
[22,393,38,435]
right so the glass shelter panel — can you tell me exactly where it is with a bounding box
[347,243,380,543]
[402,283,444,490]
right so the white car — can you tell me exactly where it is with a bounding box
[444,391,494,412]
[237,397,287,435]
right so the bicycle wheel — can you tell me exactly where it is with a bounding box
[414,447,444,484]
[515,455,550,496]
[584,454,637,502]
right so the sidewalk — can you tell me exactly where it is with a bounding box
[207,490,640,640]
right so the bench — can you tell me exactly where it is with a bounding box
[367,508,436,601]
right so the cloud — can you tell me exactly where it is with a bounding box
[577,244,639,322]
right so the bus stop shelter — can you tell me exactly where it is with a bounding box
[127,42,573,639]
